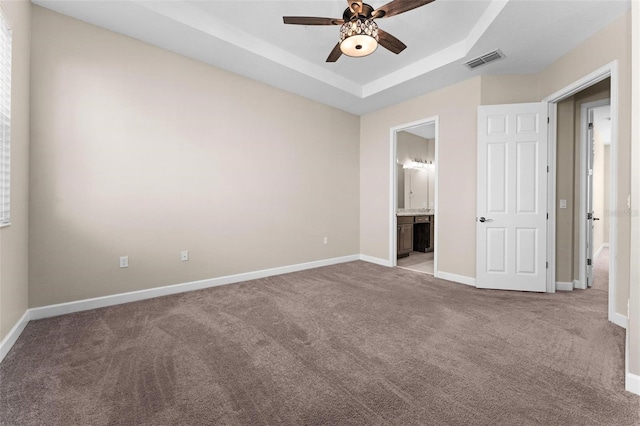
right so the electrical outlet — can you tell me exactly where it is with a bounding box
[119,256,128,268]
[181,250,189,261]
[560,199,567,209]
[323,237,328,245]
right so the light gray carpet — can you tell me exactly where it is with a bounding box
[1,252,639,425]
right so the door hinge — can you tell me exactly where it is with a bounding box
[546,261,548,269]
[547,165,549,173]
[587,259,592,266]
[547,117,550,124]
[587,212,592,219]
[588,122,593,129]
[546,213,549,219]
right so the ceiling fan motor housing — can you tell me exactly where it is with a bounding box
[343,3,375,21]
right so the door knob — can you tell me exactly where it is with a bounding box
[594,217,600,221]
[479,217,493,223]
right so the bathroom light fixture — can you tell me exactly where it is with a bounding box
[403,159,433,170]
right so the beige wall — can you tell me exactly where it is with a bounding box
[361,77,481,276]
[480,74,538,105]
[397,131,429,166]
[538,12,631,317]
[0,0,30,343]
[28,7,360,307]
[555,97,575,283]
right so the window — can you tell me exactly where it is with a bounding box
[0,10,10,227]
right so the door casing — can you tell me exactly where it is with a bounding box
[579,99,611,290]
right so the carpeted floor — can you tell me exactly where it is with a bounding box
[1,251,639,425]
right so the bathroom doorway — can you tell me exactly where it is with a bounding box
[390,118,438,275]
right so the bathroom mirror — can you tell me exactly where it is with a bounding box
[397,130,435,210]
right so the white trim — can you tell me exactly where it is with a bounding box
[0,310,30,363]
[388,116,439,272]
[543,60,619,324]
[578,99,610,291]
[29,255,359,321]
[555,282,574,292]
[629,0,640,395]
[435,271,476,287]
[627,368,640,396]
[594,243,609,260]
[626,325,640,395]
[433,118,440,276]
[359,254,392,267]
[547,103,558,293]
[543,62,615,103]
[611,312,628,329]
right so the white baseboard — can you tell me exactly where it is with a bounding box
[435,271,476,287]
[610,311,628,329]
[359,254,393,267]
[626,370,640,395]
[556,282,574,291]
[29,254,360,321]
[594,243,609,259]
[0,310,30,363]
[625,327,640,396]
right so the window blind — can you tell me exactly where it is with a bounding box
[0,12,11,226]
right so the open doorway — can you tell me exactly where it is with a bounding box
[389,117,438,275]
[554,78,611,293]
[545,62,621,327]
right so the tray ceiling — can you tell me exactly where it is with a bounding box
[34,0,631,115]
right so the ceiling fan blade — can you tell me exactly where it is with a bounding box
[377,29,407,54]
[372,0,435,19]
[326,43,343,62]
[283,16,344,25]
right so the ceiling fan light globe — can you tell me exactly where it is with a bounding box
[340,34,378,57]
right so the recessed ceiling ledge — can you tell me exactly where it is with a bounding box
[132,0,363,97]
[362,40,467,98]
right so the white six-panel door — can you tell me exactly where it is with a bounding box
[476,103,548,292]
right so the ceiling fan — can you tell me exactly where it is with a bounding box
[283,0,435,62]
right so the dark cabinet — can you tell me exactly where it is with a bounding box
[397,214,434,258]
[397,216,414,258]
[413,222,430,252]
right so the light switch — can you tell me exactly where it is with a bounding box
[560,199,567,209]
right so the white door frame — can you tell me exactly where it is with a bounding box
[578,99,611,290]
[543,60,621,327]
[389,116,439,275]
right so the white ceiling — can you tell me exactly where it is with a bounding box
[33,0,631,115]
[403,124,436,140]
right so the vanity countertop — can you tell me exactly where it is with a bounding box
[397,209,434,217]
